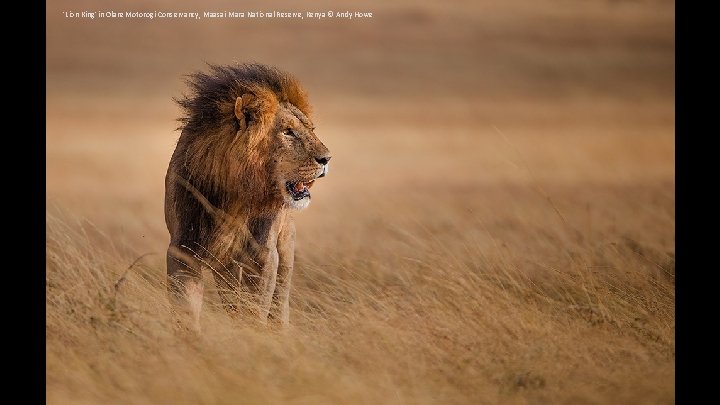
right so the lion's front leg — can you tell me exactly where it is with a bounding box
[211,261,242,316]
[239,246,279,323]
[271,221,295,327]
[166,244,204,333]
[256,249,279,323]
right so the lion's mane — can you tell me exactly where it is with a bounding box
[168,63,311,223]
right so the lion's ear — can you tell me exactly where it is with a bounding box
[234,93,257,131]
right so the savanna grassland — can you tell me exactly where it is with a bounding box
[46,1,674,403]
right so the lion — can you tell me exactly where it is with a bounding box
[164,63,331,331]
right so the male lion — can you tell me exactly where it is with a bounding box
[164,63,331,331]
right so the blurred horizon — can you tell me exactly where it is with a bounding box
[47,0,674,221]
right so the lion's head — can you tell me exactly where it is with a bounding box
[247,99,331,211]
[173,63,331,215]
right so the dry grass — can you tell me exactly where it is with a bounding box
[46,176,675,404]
[47,0,674,403]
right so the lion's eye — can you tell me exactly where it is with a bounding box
[282,128,297,137]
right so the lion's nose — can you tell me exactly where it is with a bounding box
[315,155,331,165]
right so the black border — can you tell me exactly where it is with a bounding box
[676,0,699,401]
[10,0,46,400]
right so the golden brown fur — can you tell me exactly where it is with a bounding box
[164,63,330,330]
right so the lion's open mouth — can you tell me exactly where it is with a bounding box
[286,180,315,201]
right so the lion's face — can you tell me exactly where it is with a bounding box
[270,102,331,210]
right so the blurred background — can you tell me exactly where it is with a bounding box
[47,0,674,250]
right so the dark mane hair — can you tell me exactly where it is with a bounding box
[175,63,311,136]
